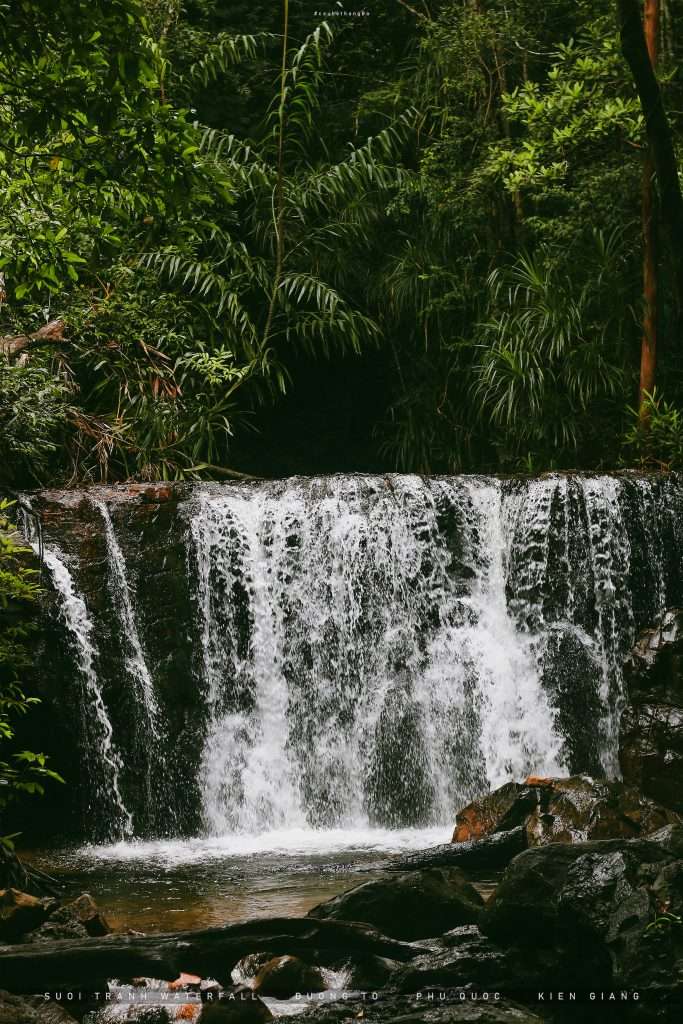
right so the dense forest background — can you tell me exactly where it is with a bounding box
[1,0,683,484]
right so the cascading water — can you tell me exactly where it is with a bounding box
[192,477,568,835]
[25,473,683,842]
[92,498,163,810]
[94,499,160,733]
[36,544,133,837]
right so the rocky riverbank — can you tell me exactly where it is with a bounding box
[3,607,682,1022]
[2,791,682,1023]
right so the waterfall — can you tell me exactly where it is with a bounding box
[93,498,163,814]
[27,472,683,841]
[38,544,133,838]
[191,476,566,835]
[93,499,160,733]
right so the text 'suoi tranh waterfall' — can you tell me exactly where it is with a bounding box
[23,473,683,843]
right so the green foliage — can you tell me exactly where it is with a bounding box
[623,390,683,469]
[474,231,630,466]
[0,500,63,814]
[0,365,70,485]
[1,0,683,478]
[374,0,683,472]
[0,2,409,483]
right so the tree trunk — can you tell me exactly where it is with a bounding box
[638,0,659,421]
[618,0,683,325]
[0,916,421,994]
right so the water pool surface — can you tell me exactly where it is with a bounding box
[24,826,499,934]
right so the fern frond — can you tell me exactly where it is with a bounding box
[187,32,274,87]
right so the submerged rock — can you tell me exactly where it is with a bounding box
[199,988,272,1023]
[308,868,484,941]
[232,952,274,984]
[252,955,325,998]
[452,775,679,846]
[343,953,399,990]
[0,989,75,1023]
[620,608,683,813]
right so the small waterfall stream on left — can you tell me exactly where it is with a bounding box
[23,511,133,838]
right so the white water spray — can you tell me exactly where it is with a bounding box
[39,545,133,837]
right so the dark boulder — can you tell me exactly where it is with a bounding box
[308,868,484,941]
[620,609,683,813]
[343,954,399,990]
[482,824,683,998]
[392,925,514,994]
[0,990,75,1024]
[25,892,110,943]
[252,955,325,998]
[283,992,543,1023]
[199,988,273,1023]
[452,775,678,847]
[390,828,526,874]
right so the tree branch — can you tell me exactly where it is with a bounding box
[396,0,429,19]
[0,319,65,362]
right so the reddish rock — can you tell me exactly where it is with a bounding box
[169,972,202,991]
[452,775,679,848]
[177,1006,199,1021]
[452,781,525,842]
[25,891,111,943]
[0,889,50,941]
[68,892,111,936]
[139,484,175,504]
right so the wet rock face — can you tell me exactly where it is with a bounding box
[452,783,523,843]
[252,955,325,999]
[452,775,679,846]
[21,485,202,839]
[392,925,513,995]
[0,990,75,1024]
[307,868,484,941]
[283,994,543,1023]
[482,825,683,998]
[0,890,52,942]
[25,892,110,943]
[0,887,110,945]
[620,609,683,813]
[199,991,273,1023]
